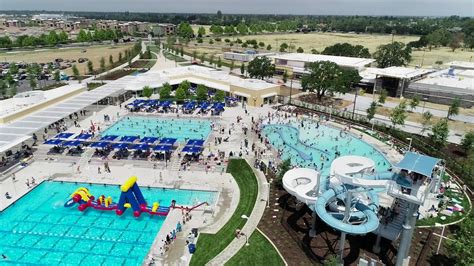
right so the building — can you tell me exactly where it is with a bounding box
[151,23,176,36]
[0,19,26,28]
[359,67,434,97]
[223,51,275,62]
[270,53,375,76]
[123,65,281,106]
[407,64,474,107]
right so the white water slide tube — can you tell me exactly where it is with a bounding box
[282,168,320,205]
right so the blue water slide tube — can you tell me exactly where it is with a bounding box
[315,186,380,234]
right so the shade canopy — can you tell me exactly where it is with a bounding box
[44,139,63,145]
[111,143,129,150]
[159,138,177,145]
[54,132,74,139]
[130,143,150,151]
[100,135,119,141]
[120,136,139,142]
[75,133,93,140]
[140,137,159,144]
[395,152,441,177]
[153,144,172,153]
[182,145,202,154]
[186,139,204,147]
[63,140,83,147]
[90,142,111,148]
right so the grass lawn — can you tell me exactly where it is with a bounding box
[163,51,187,62]
[190,159,259,266]
[225,230,285,266]
[1,44,134,75]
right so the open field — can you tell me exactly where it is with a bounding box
[185,30,473,68]
[0,44,134,75]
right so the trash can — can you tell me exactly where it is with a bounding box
[191,228,198,237]
[188,243,196,254]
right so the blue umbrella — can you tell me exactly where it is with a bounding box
[100,135,119,141]
[160,138,177,145]
[153,145,172,153]
[112,143,129,150]
[75,133,93,140]
[182,145,202,154]
[187,139,204,146]
[120,136,139,142]
[140,137,159,144]
[130,143,149,151]
[63,140,83,147]
[90,142,111,148]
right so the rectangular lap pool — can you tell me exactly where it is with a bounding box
[102,116,212,142]
[0,181,217,265]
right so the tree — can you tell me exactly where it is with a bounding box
[266,44,272,51]
[409,96,420,112]
[159,83,172,99]
[175,86,187,103]
[109,55,114,66]
[209,54,215,66]
[258,42,265,48]
[28,72,37,89]
[87,61,94,74]
[177,22,194,39]
[366,101,378,121]
[196,84,208,101]
[389,101,407,128]
[420,111,433,135]
[322,43,371,58]
[373,42,412,68]
[214,90,225,102]
[199,54,206,64]
[192,51,197,60]
[46,30,59,46]
[279,42,288,52]
[216,10,223,21]
[446,211,474,265]
[100,57,106,72]
[311,49,319,54]
[282,70,288,83]
[230,60,235,73]
[447,98,460,119]
[247,56,275,80]
[430,119,449,147]
[72,64,81,82]
[460,131,474,154]
[449,33,463,52]
[197,26,206,38]
[135,84,151,98]
[58,31,69,44]
[301,61,360,100]
[378,89,388,104]
[296,47,304,53]
[118,52,123,63]
[217,57,222,68]
[236,23,248,35]
[53,70,60,81]
[178,80,191,97]
[240,63,245,76]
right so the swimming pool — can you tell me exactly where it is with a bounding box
[0,181,217,265]
[263,120,391,177]
[102,116,212,142]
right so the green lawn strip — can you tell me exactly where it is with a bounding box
[225,230,285,266]
[190,159,259,265]
[163,51,187,62]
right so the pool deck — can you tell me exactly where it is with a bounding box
[0,99,435,265]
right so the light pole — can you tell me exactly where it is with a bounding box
[241,214,250,246]
[288,73,294,105]
[406,137,413,151]
[352,88,358,120]
[435,224,446,255]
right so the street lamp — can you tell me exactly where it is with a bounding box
[352,88,358,120]
[421,97,428,113]
[406,137,413,151]
[241,215,250,246]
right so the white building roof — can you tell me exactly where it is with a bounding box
[414,68,474,92]
[270,53,375,69]
[370,67,434,79]
[445,61,474,70]
[125,65,277,92]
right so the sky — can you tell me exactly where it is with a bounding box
[0,0,473,17]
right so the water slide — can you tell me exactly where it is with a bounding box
[315,186,380,234]
[314,156,396,234]
[282,168,320,205]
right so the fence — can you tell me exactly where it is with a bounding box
[278,95,473,193]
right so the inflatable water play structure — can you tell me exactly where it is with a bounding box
[64,176,173,217]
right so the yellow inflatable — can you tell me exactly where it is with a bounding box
[71,187,92,201]
[152,202,159,212]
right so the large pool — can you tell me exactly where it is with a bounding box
[102,116,212,142]
[263,120,391,177]
[0,181,217,265]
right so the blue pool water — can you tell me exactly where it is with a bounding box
[263,120,392,177]
[0,181,217,265]
[102,116,212,142]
